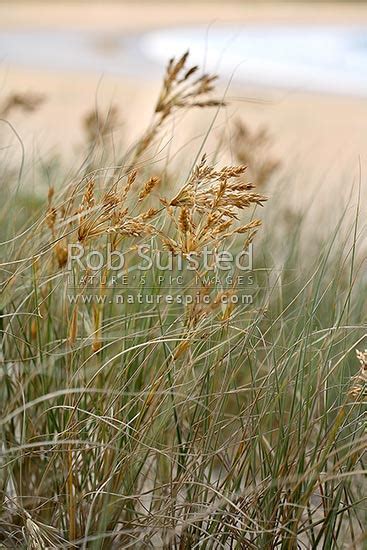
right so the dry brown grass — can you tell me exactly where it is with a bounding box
[82,105,120,145]
[231,119,280,187]
[133,51,224,162]
[0,92,44,118]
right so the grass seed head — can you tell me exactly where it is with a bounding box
[138,176,160,201]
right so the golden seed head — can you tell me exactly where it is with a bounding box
[138,176,160,201]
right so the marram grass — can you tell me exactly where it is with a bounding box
[0,53,366,549]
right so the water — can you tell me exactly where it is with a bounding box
[1,25,367,95]
[0,30,142,77]
[140,25,367,96]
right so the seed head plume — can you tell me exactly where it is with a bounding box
[138,176,160,201]
[133,52,225,161]
[349,349,367,399]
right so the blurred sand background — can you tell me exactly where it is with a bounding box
[1,1,367,192]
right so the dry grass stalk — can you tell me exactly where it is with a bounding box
[92,302,103,353]
[73,172,159,243]
[349,349,367,399]
[133,51,225,161]
[0,92,44,118]
[121,169,137,202]
[76,180,119,242]
[182,284,222,331]
[68,305,78,347]
[156,51,224,115]
[158,155,267,255]
[30,318,38,341]
[55,240,68,268]
[232,119,280,187]
[111,215,155,238]
[45,207,57,235]
[166,156,265,216]
[83,105,120,144]
[138,176,160,201]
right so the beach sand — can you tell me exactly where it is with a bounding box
[2,2,367,30]
[0,1,366,196]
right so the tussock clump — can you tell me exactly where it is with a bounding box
[0,52,366,549]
